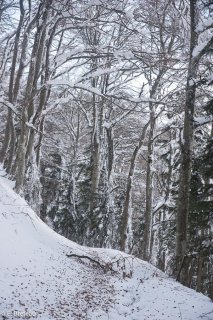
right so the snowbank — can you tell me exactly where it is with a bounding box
[0,168,212,319]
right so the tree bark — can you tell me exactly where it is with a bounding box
[142,106,155,261]
[120,121,150,252]
[0,0,25,170]
[175,0,198,265]
[15,0,53,194]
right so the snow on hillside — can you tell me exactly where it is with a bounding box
[0,168,213,320]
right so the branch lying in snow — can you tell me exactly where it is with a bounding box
[66,253,114,272]
[66,252,135,278]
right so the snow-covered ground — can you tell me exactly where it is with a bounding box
[0,167,213,320]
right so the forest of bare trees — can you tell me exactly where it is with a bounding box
[0,0,212,299]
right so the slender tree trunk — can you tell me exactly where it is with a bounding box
[15,0,52,193]
[0,112,11,163]
[89,26,101,212]
[176,0,198,267]
[0,1,25,170]
[120,121,150,252]
[197,255,203,292]
[120,147,138,252]
[90,94,101,212]
[106,127,113,180]
[143,106,155,261]
[105,126,115,247]
[141,67,166,261]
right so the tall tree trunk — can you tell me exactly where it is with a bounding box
[105,126,115,247]
[142,106,155,261]
[106,127,113,181]
[88,24,101,213]
[15,0,52,194]
[120,121,150,252]
[90,92,101,212]
[0,0,25,170]
[142,68,166,261]
[175,0,198,268]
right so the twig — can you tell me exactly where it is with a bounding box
[66,253,108,271]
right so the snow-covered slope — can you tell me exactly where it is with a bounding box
[0,169,213,320]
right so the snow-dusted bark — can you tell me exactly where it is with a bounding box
[15,0,53,194]
[176,0,213,266]
[176,0,199,265]
[120,120,150,252]
[0,0,25,171]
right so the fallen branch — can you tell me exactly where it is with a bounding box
[66,253,113,272]
[66,252,135,277]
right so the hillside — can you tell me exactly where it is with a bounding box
[0,168,213,320]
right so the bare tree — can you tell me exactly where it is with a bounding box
[176,0,213,273]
